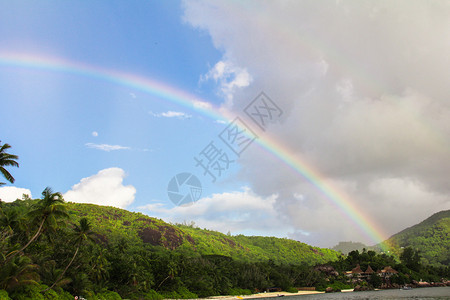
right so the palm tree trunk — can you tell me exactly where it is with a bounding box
[5,216,46,262]
[43,245,79,292]
[156,275,171,291]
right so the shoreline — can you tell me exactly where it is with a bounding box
[206,288,359,299]
[207,291,325,299]
[205,286,449,299]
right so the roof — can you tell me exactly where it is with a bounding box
[378,266,398,274]
[382,266,398,274]
[365,265,374,274]
[351,264,364,274]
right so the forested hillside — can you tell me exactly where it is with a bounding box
[0,195,340,299]
[2,193,449,300]
[382,210,450,266]
[66,202,340,265]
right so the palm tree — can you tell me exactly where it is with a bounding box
[44,218,95,291]
[0,142,19,186]
[156,259,177,290]
[0,209,21,236]
[89,247,109,286]
[0,256,39,292]
[5,187,69,262]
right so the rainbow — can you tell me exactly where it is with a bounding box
[0,52,390,250]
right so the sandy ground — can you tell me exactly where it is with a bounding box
[207,291,324,299]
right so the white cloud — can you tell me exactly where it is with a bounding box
[91,131,98,137]
[0,187,32,202]
[85,143,130,152]
[139,187,288,236]
[201,60,252,104]
[192,99,213,110]
[149,110,192,119]
[64,168,136,209]
[183,0,450,246]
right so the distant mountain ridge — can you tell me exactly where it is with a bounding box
[332,241,368,255]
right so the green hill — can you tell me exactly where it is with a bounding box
[66,202,339,265]
[1,199,341,298]
[2,198,448,299]
[383,210,450,266]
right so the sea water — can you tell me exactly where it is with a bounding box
[263,287,450,299]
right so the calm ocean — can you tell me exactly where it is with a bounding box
[261,287,450,299]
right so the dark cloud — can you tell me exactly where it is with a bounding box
[183,0,450,246]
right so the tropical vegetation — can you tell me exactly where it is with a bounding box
[381,210,450,267]
[0,141,19,186]
[0,141,448,299]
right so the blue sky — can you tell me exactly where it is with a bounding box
[1,1,449,247]
[0,1,241,207]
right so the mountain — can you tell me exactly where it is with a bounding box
[66,202,340,265]
[332,241,368,255]
[383,210,450,266]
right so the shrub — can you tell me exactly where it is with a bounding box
[0,290,12,300]
[177,287,198,299]
[329,281,351,291]
[57,290,74,300]
[96,290,122,300]
[143,290,164,300]
[159,290,181,299]
[228,288,252,296]
[42,287,59,300]
[9,284,45,300]
[285,287,298,293]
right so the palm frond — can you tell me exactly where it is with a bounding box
[0,167,15,184]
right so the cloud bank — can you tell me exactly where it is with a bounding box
[64,168,136,209]
[0,187,32,202]
[183,0,450,246]
[140,187,288,236]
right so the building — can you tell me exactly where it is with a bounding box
[345,264,376,280]
[377,266,398,278]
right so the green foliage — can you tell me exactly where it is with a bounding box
[368,274,382,288]
[0,142,19,186]
[285,287,298,293]
[317,281,351,292]
[382,210,450,267]
[390,273,407,285]
[228,288,252,295]
[0,256,39,292]
[159,290,181,299]
[129,289,164,300]
[0,290,12,300]
[62,202,340,267]
[176,287,198,299]
[400,247,421,272]
[1,199,448,300]
[95,290,122,300]
[9,284,45,300]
